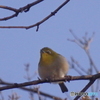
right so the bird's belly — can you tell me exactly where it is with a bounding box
[38,66,65,80]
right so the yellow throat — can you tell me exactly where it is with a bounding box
[39,48,58,67]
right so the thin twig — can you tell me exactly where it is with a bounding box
[70,57,88,75]
[0,0,44,21]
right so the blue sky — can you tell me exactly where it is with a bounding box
[0,0,100,99]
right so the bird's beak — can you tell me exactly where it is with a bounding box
[41,50,45,54]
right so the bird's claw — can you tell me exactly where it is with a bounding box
[65,75,72,82]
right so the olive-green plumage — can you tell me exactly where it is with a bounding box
[38,47,69,93]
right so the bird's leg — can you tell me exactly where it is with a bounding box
[64,75,72,82]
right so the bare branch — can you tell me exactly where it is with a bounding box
[8,92,20,100]
[0,79,64,100]
[0,0,44,21]
[68,32,98,73]
[0,73,100,91]
[85,50,98,73]
[74,79,95,100]
[0,0,70,31]
[68,30,95,51]
[69,58,83,75]
[70,57,88,74]
[68,32,99,97]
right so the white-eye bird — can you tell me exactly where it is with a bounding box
[38,47,69,93]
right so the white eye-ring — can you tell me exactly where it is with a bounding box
[46,50,51,54]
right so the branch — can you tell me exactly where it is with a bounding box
[0,73,100,91]
[70,57,88,75]
[68,32,98,73]
[0,0,44,21]
[74,79,95,100]
[0,0,70,31]
[0,80,63,100]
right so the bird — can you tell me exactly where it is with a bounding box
[38,47,69,93]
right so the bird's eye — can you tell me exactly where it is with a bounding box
[46,50,51,54]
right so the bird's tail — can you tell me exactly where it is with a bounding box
[59,83,68,93]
